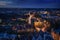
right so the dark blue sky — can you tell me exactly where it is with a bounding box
[0,0,60,8]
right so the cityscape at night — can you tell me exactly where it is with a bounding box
[0,8,60,40]
[0,0,60,40]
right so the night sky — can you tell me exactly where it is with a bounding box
[0,0,60,8]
